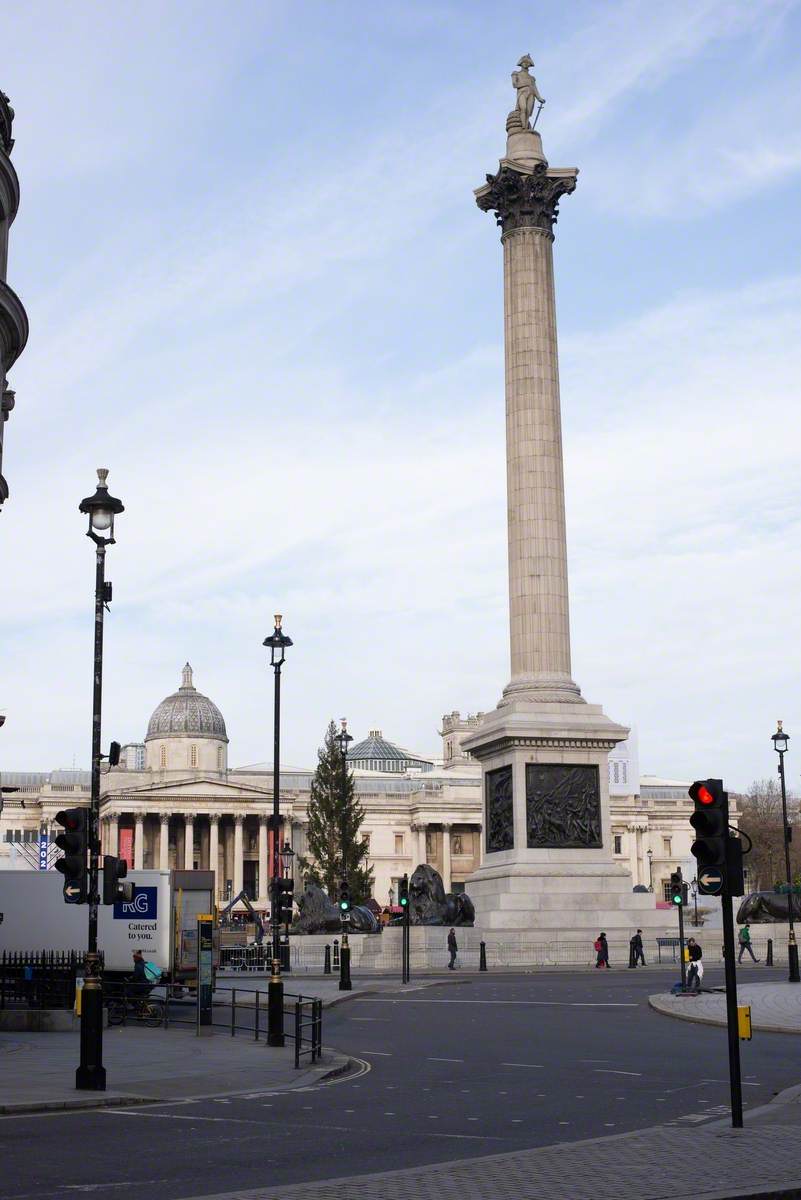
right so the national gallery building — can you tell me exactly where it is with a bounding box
[1,665,703,908]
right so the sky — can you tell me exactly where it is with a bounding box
[2,0,801,789]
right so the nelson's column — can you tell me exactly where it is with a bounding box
[463,57,662,939]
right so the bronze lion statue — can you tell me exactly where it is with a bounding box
[407,864,475,926]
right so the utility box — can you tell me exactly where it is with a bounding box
[737,1004,752,1041]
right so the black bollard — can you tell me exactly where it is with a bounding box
[76,952,106,1091]
[479,941,488,972]
[766,937,773,967]
[339,935,352,991]
[267,958,285,1047]
[628,941,636,969]
[324,944,331,974]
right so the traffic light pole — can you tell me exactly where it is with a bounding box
[77,542,107,1091]
[677,873,687,992]
[402,902,410,984]
[721,880,744,1128]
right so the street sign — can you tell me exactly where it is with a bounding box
[63,882,83,903]
[698,867,724,896]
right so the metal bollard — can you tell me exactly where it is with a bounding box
[479,941,488,972]
[324,944,331,974]
[267,959,285,1047]
[339,936,352,992]
[766,937,773,966]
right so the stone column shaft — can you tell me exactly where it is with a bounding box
[159,815,170,871]
[109,814,119,857]
[184,814,195,870]
[441,824,452,892]
[134,814,144,870]
[233,816,244,896]
[504,226,571,685]
[209,816,220,895]
[258,817,269,904]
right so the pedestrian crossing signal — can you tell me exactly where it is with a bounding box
[399,874,409,908]
[338,879,351,913]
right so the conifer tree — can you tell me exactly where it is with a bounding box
[299,720,373,903]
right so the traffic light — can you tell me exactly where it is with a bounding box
[276,877,295,924]
[102,855,134,905]
[689,778,729,869]
[669,871,684,906]
[338,879,351,914]
[398,874,409,909]
[726,836,745,897]
[108,741,121,767]
[54,808,89,904]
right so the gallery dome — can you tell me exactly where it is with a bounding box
[145,664,228,743]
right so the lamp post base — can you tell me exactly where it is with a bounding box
[76,976,106,1091]
[788,941,800,983]
[339,936,352,991]
[267,959,285,1046]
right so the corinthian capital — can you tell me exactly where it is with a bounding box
[476,162,577,238]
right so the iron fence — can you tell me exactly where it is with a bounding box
[0,950,85,1010]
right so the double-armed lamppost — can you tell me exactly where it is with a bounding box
[77,468,124,1090]
[771,722,800,983]
[336,717,353,991]
[647,848,653,892]
[263,615,292,968]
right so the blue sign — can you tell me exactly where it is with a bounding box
[698,867,724,896]
[38,828,49,871]
[113,886,157,920]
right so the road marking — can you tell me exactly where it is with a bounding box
[354,999,637,1008]
[427,1057,463,1063]
[594,1069,642,1077]
[360,1050,393,1056]
[501,1062,543,1069]
[101,1111,254,1124]
[350,1017,388,1022]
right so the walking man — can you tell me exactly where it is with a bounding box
[738,923,760,963]
[630,929,645,966]
[447,927,458,970]
[686,937,703,992]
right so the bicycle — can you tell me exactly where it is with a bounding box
[106,985,164,1027]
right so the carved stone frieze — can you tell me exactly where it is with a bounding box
[525,764,602,849]
[476,162,576,237]
[486,765,514,853]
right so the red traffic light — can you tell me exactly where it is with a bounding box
[697,785,714,806]
[56,808,84,831]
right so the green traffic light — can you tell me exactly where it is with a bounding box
[400,897,408,906]
[339,899,349,910]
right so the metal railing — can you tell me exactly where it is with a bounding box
[0,950,85,1010]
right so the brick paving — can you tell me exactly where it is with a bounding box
[649,981,801,1034]
[180,1121,801,1200]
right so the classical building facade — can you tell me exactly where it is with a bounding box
[0,670,712,912]
[0,88,28,508]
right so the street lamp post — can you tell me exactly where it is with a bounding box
[691,877,699,927]
[336,717,353,992]
[280,839,295,967]
[771,722,800,983]
[647,848,653,893]
[263,615,292,1047]
[76,469,124,1091]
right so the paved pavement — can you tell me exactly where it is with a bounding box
[650,981,801,1034]
[0,1024,349,1115]
[179,1112,801,1200]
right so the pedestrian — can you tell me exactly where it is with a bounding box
[594,932,610,969]
[630,929,645,966]
[254,915,265,946]
[737,923,759,963]
[686,937,703,992]
[447,927,458,970]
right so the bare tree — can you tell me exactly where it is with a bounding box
[738,778,801,891]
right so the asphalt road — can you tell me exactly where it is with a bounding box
[2,967,798,1200]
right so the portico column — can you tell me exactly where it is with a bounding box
[134,814,144,870]
[632,826,643,887]
[209,814,220,894]
[258,817,269,905]
[416,823,427,866]
[184,813,195,870]
[441,824,452,892]
[108,813,119,857]
[159,814,170,870]
[233,815,244,896]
